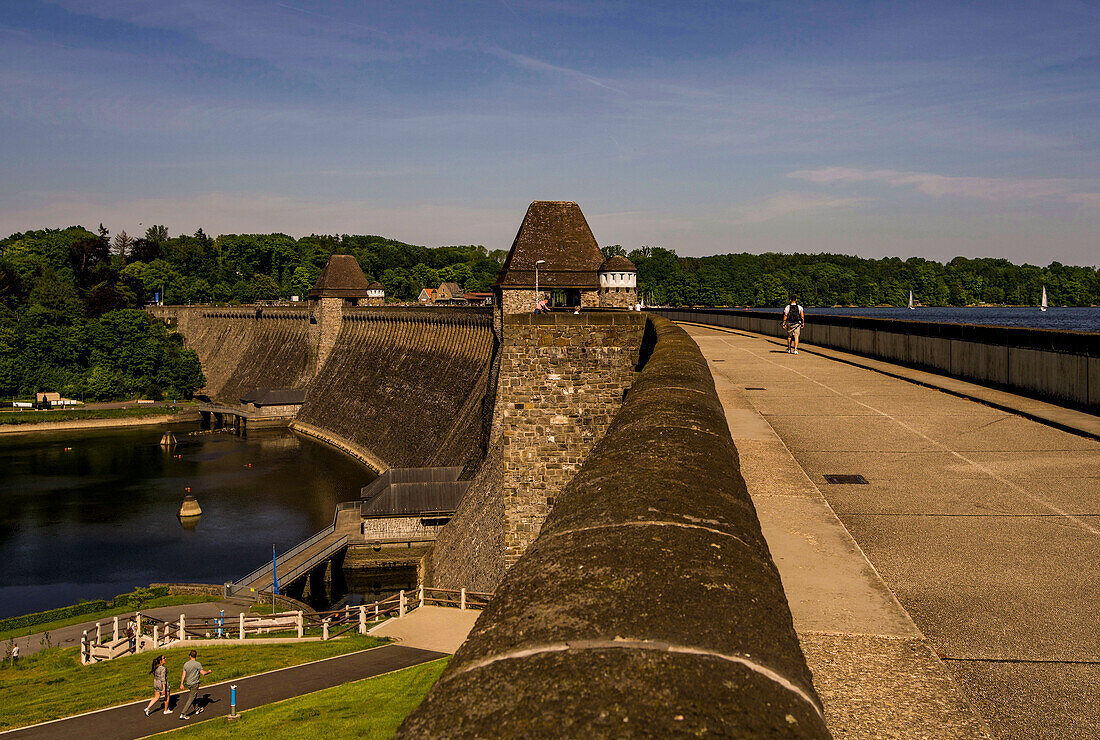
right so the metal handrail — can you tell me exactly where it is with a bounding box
[276,535,349,588]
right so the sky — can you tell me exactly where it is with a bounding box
[0,0,1098,264]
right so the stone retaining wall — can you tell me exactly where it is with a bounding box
[397,316,828,738]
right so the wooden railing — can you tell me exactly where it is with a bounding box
[80,584,493,665]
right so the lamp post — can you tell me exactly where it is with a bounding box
[534,259,547,310]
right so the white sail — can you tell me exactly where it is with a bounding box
[908,290,914,310]
[1040,286,1048,311]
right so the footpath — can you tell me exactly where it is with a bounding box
[685,323,1098,740]
[1,644,447,740]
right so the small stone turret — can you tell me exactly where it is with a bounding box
[597,254,638,308]
[308,255,372,370]
[365,281,385,306]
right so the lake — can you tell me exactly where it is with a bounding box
[726,306,1099,333]
[0,423,374,618]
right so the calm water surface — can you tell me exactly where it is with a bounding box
[0,423,373,618]
[727,306,1099,332]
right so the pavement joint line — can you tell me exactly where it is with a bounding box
[840,512,1099,517]
[443,639,826,719]
[939,656,1100,665]
[711,333,1100,537]
[0,643,394,736]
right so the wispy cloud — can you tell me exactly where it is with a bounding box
[789,167,1100,206]
[725,192,865,225]
[486,47,626,94]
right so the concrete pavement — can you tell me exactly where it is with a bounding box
[686,323,1099,740]
[369,605,482,654]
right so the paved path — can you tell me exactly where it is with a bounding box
[369,605,482,654]
[686,324,1099,740]
[10,600,253,659]
[2,644,446,740]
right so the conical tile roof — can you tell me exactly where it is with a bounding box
[309,255,371,298]
[495,201,605,289]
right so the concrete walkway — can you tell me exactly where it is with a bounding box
[368,605,482,654]
[9,600,253,659]
[686,323,1099,740]
[1,644,446,740]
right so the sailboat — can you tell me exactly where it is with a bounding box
[907,290,915,310]
[1040,286,1048,312]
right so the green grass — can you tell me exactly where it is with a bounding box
[0,595,221,641]
[164,657,449,738]
[0,406,181,425]
[0,635,387,731]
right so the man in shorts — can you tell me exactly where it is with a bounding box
[782,297,804,354]
[179,649,212,719]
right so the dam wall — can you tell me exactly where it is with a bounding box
[654,308,1100,412]
[294,307,494,472]
[147,306,315,401]
[399,316,828,737]
[147,304,496,473]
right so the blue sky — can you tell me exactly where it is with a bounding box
[1,0,1097,263]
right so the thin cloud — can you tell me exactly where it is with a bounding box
[486,47,627,94]
[789,167,1100,205]
[725,192,865,226]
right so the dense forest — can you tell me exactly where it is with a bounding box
[605,246,1100,308]
[1,224,1095,400]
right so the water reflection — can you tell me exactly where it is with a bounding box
[0,422,374,618]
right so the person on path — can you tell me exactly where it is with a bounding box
[782,297,805,354]
[536,297,549,314]
[178,649,211,719]
[144,655,172,716]
[9,644,18,666]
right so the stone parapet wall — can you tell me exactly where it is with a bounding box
[655,308,1100,411]
[498,312,646,564]
[361,515,446,540]
[397,316,828,738]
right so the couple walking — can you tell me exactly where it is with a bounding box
[143,649,212,720]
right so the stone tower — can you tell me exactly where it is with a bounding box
[308,255,372,371]
[493,201,606,315]
[598,254,638,308]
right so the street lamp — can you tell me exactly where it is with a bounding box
[534,259,547,310]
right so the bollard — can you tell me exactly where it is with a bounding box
[374,603,379,622]
[96,622,102,644]
[296,611,303,639]
[153,625,159,646]
[136,612,142,638]
[227,684,239,721]
[81,630,88,665]
[359,605,367,634]
[322,618,329,641]
[460,588,466,610]
[399,590,406,618]
[179,615,185,641]
[417,583,424,607]
[113,616,119,643]
[239,612,245,639]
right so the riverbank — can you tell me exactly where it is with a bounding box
[0,408,196,435]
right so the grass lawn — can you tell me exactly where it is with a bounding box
[0,635,386,731]
[0,406,181,425]
[163,657,449,738]
[0,595,221,642]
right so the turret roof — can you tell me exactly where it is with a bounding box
[309,255,371,298]
[600,255,636,272]
[494,201,605,290]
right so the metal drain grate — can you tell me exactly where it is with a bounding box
[745,387,766,391]
[823,474,869,484]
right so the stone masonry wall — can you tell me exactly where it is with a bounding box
[500,288,544,316]
[599,286,638,308]
[499,312,646,565]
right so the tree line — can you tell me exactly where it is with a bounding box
[2,224,1095,400]
[607,246,1099,308]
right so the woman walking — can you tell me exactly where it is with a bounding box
[144,655,172,715]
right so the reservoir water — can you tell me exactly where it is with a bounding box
[0,423,374,619]
[729,306,1099,332]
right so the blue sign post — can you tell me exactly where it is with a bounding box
[272,544,279,595]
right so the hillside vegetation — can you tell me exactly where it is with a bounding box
[2,225,1095,400]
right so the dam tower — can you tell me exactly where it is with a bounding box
[308,255,372,371]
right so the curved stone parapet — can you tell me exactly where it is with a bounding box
[397,316,829,738]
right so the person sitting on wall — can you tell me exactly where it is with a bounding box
[782,296,805,354]
[535,297,549,314]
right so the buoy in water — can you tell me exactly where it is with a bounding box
[178,494,202,517]
[160,432,177,447]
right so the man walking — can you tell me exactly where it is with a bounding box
[782,297,805,354]
[179,649,212,720]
